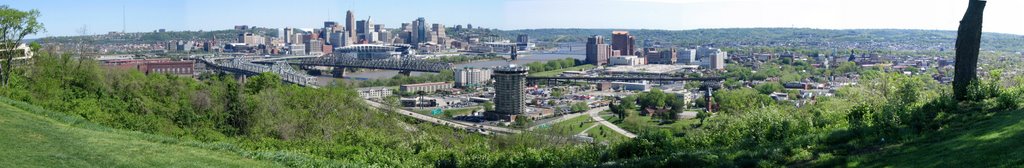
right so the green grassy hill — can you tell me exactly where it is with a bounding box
[0,100,277,167]
[849,110,1024,167]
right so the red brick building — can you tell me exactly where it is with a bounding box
[103,59,195,77]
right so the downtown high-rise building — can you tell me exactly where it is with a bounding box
[282,27,293,44]
[356,17,373,43]
[414,17,427,44]
[586,35,611,66]
[345,10,356,45]
[612,31,635,56]
[431,23,445,44]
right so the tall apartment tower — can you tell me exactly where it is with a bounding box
[612,31,635,56]
[586,35,611,66]
[488,64,529,121]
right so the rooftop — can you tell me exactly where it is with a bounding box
[401,82,451,87]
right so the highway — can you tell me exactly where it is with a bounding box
[362,99,520,134]
[587,106,637,138]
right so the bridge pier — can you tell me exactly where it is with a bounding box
[398,70,412,76]
[332,67,346,78]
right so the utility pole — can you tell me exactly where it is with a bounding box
[122,4,126,33]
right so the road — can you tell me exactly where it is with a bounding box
[587,106,637,138]
[362,99,520,134]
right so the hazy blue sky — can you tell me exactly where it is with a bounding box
[8,0,1023,38]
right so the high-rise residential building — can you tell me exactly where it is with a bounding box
[586,35,611,66]
[283,27,293,44]
[488,64,528,121]
[345,10,356,45]
[612,31,635,56]
[454,68,493,88]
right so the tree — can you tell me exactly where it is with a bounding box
[953,0,987,101]
[571,102,590,113]
[244,72,281,94]
[551,88,564,98]
[663,97,685,122]
[696,110,710,126]
[610,101,625,120]
[482,101,495,112]
[0,6,44,88]
[754,82,784,95]
[513,115,531,128]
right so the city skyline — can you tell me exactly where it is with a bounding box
[8,0,1024,39]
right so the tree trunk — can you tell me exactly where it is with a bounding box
[953,0,987,101]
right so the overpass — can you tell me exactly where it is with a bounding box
[252,56,454,77]
[526,76,726,82]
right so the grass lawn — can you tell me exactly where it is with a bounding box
[539,114,597,136]
[530,64,596,77]
[605,110,700,134]
[0,100,277,167]
[845,110,1024,167]
[585,124,629,144]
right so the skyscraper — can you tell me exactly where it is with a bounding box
[345,10,356,45]
[356,17,372,43]
[612,31,635,56]
[414,17,427,44]
[431,23,445,44]
[586,35,611,66]
[488,64,529,121]
[283,27,293,44]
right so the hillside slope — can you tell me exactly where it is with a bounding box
[850,110,1024,167]
[0,101,277,167]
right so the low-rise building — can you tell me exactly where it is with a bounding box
[609,55,645,66]
[103,59,195,77]
[400,82,454,93]
[357,87,392,99]
[609,81,649,91]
